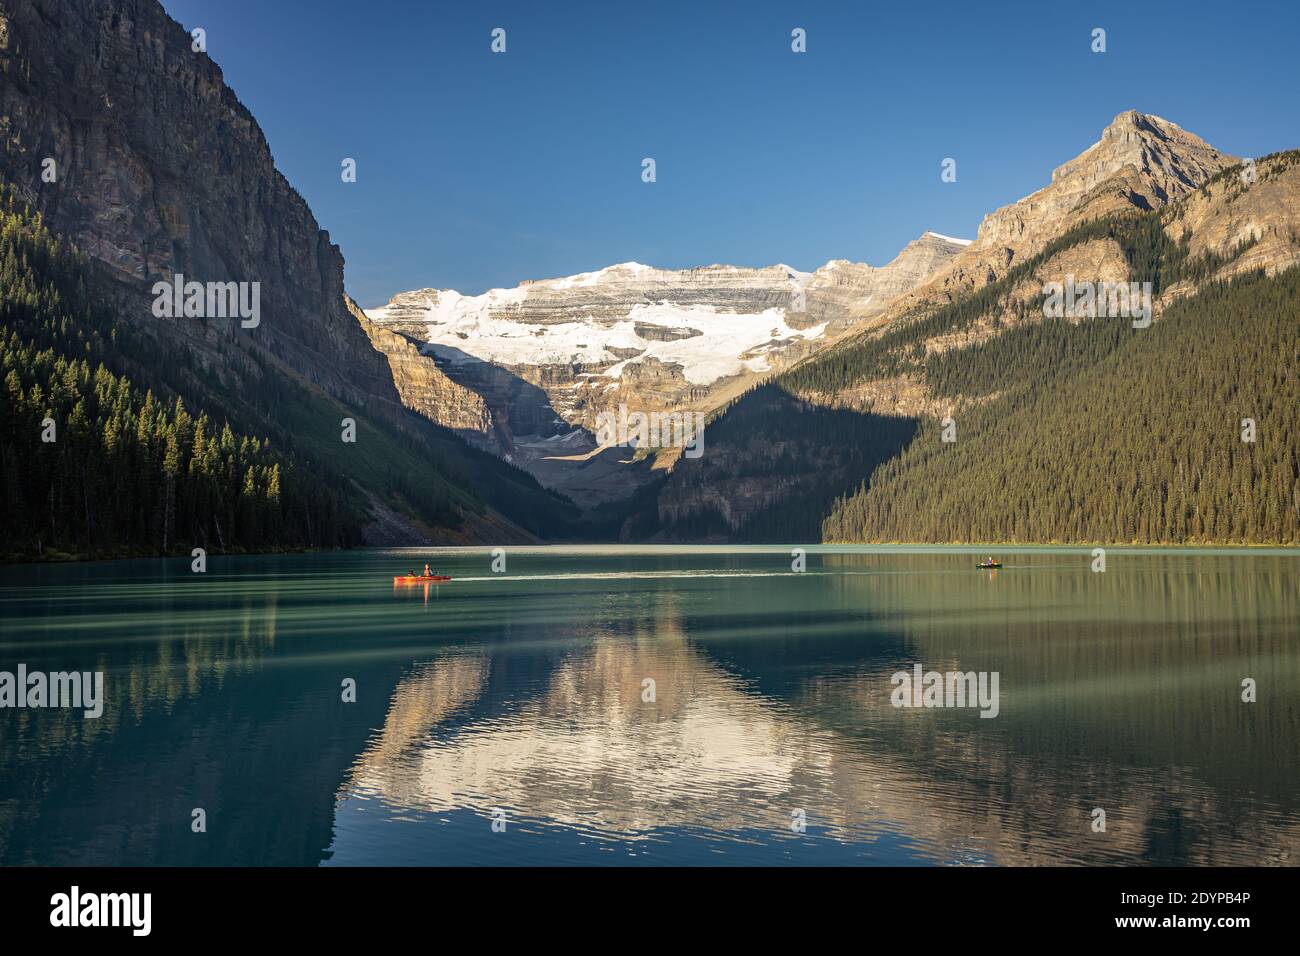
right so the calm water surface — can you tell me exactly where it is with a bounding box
[1,545,1297,866]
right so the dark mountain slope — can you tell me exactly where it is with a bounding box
[0,0,579,553]
[1,191,364,557]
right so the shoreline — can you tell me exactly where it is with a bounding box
[7,540,1299,569]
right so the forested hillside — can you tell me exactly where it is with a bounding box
[823,265,1299,543]
[0,189,577,559]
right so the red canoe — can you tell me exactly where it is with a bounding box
[393,575,452,584]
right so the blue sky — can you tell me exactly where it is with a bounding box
[160,0,1299,305]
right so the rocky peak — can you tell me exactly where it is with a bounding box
[805,232,969,322]
[896,231,974,272]
[975,111,1235,256]
[868,111,1240,321]
[1050,110,1231,197]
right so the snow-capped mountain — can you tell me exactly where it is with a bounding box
[366,262,827,388]
[360,233,967,502]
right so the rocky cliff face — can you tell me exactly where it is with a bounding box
[803,232,972,323]
[0,0,397,408]
[354,304,492,440]
[1162,150,1300,294]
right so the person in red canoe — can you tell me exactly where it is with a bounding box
[423,563,432,577]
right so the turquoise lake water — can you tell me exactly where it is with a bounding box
[1,545,1297,865]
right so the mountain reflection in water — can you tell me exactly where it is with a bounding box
[1,547,1296,866]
